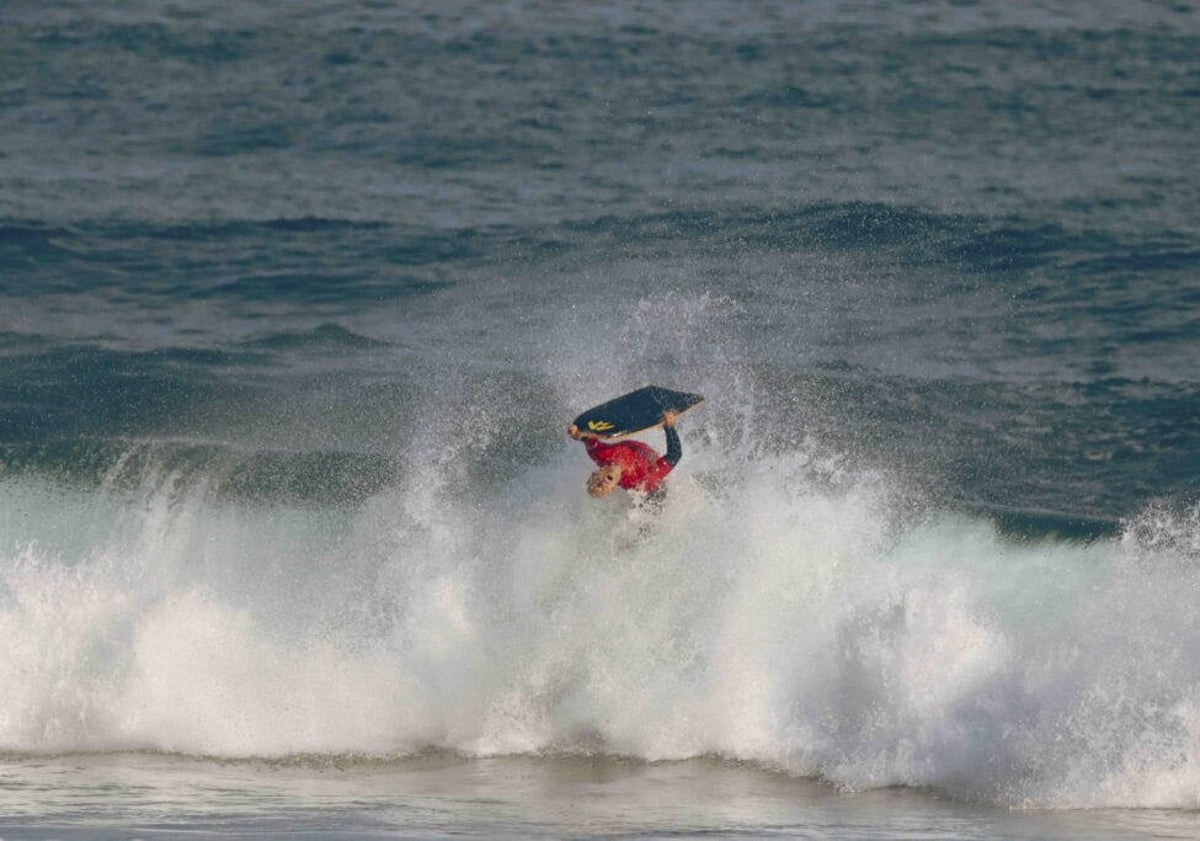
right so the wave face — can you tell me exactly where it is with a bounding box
[2,304,1199,810]
[3,447,1200,811]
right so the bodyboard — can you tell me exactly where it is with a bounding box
[572,386,704,440]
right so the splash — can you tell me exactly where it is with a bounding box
[2,292,1199,810]
[3,426,1200,810]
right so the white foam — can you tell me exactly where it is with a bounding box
[2,424,1200,809]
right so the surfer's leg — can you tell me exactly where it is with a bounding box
[641,485,667,512]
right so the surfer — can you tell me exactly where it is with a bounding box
[567,411,681,499]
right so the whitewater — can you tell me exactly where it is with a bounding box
[4,338,1199,813]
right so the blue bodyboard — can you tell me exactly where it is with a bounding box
[572,386,703,440]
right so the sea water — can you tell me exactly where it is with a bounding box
[2,1,1200,838]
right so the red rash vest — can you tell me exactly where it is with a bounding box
[584,437,675,493]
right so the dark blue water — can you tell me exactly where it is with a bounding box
[3,2,1200,835]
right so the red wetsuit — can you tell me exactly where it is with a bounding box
[583,426,681,494]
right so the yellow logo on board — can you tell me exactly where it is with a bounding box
[588,420,614,432]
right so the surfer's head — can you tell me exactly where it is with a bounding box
[586,464,621,498]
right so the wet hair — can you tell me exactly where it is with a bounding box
[586,465,621,498]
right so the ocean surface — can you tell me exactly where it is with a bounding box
[2,1,1200,837]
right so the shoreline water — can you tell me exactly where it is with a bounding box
[4,751,1200,840]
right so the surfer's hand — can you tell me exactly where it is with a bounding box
[567,423,584,439]
[661,410,677,428]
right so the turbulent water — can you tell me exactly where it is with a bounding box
[3,1,1200,837]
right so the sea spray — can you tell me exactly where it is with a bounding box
[4,414,1200,808]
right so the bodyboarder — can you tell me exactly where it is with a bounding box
[567,411,681,499]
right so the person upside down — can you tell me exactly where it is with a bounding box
[567,411,681,499]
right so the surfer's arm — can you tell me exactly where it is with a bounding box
[582,436,612,464]
[568,423,603,441]
[662,422,681,468]
[642,429,679,493]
